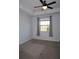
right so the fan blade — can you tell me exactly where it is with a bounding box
[34,6,43,8]
[47,1,56,5]
[48,6,53,9]
[40,0,44,4]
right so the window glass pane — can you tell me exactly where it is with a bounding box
[40,25,49,32]
[39,18,50,32]
[40,21,50,25]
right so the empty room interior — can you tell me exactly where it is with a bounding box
[19,0,60,59]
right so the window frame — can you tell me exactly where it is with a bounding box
[39,18,50,32]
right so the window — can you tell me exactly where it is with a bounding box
[40,18,50,32]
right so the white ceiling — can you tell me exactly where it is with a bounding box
[19,0,60,15]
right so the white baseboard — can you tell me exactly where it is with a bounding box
[32,36,60,42]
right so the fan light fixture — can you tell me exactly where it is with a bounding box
[42,6,47,10]
[34,0,56,10]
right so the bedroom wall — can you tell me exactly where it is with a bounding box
[32,12,60,41]
[19,8,32,45]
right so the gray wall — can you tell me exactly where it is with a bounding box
[19,8,32,45]
[53,13,60,41]
[32,12,60,41]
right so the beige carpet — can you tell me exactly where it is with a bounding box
[19,39,60,59]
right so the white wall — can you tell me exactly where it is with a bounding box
[19,8,60,44]
[19,8,32,45]
[32,12,60,41]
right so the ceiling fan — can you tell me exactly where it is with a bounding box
[34,0,56,10]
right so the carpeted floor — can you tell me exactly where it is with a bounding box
[19,39,60,59]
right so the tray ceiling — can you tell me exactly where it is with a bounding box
[19,0,60,15]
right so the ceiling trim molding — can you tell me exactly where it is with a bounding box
[19,6,34,15]
[19,6,60,16]
[34,8,60,16]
